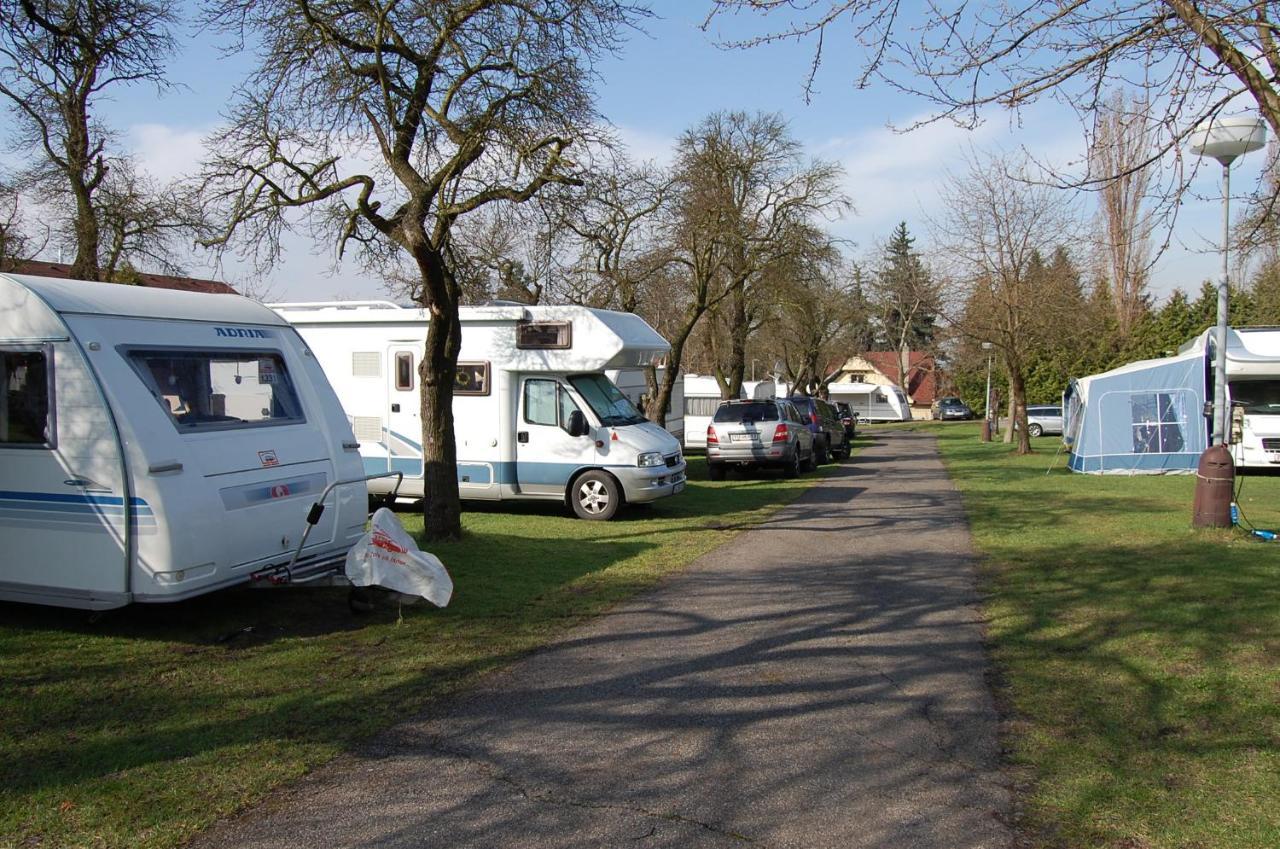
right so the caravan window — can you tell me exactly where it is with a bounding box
[516,321,572,349]
[1130,392,1186,454]
[684,396,720,417]
[395,352,414,391]
[455,362,489,396]
[1,348,53,447]
[129,349,305,431]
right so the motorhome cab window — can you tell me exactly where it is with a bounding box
[569,375,646,426]
[524,379,581,430]
[455,362,489,395]
[129,350,305,430]
[1230,379,1280,414]
[1,349,52,446]
[395,352,414,391]
[516,321,571,349]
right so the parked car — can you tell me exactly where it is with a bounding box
[1023,404,1064,437]
[706,398,815,479]
[932,396,976,420]
[834,400,858,442]
[788,395,849,464]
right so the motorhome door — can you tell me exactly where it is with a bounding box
[516,377,588,495]
[386,348,424,478]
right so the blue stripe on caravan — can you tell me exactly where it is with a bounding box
[387,428,424,452]
[0,490,152,513]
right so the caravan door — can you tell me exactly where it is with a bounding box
[1,342,130,608]
[386,348,424,478]
[515,377,587,496]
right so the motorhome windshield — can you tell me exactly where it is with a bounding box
[1230,379,1280,414]
[128,349,305,431]
[568,374,646,426]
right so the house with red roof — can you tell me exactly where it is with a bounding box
[6,260,239,295]
[834,351,938,417]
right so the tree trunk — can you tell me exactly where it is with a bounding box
[725,285,748,398]
[69,178,100,281]
[417,253,464,542]
[1002,379,1015,444]
[1008,364,1032,455]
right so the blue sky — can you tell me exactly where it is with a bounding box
[90,2,1269,301]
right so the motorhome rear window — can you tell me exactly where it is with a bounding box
[1,348,53,447]
[128,350,305,431]
[516,321,571,349]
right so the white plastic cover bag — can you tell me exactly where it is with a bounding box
[345,508,453,607]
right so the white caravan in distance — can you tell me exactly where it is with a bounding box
[826,382,913,423]
[0,274,367,610]
[273,302,687,520]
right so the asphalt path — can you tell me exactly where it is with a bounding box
[193,429,1013,849]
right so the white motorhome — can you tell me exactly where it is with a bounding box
[1180,327,1280,468]
[606,366,683,444]
[0,274,368,610]
[827,381,913,423]
[273,302,687,520]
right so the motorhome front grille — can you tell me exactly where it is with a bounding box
[1263,438,1280,452]
[352,352,381,377]
[353,416,384,443]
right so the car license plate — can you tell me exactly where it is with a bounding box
[672,481,685,494]
[730,433,757,442]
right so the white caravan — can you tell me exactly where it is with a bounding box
[827,382,913,422]
[273,302,687,520]
[0,274,367,610]
[606,366,684,444]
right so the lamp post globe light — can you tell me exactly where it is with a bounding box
[1188,114,1266,527]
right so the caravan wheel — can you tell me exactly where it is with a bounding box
[571,471,621,521]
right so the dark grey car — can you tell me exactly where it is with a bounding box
[706,398,815,479]
[787,395,849,464]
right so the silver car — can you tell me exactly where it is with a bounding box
[1025,404,1064,437]
[706,398,815,479]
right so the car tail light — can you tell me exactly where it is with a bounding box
[773,423,789,442]
[810,411,819,425]
[706,424,718,445]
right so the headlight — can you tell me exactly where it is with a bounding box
[637,451,664,467]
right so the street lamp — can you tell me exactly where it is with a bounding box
[1189,115,1266,445]
[1188,114,1266,527]
[981,341,994,442]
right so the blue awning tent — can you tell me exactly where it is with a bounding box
[1064,347,1209,474]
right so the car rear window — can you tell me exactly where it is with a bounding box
[713,402,779,423]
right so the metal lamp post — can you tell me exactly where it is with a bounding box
[1188,114,1266,527]
[1189,115,1266,444]
[980,341,994,442]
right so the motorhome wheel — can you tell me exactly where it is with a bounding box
[571,471,621,521]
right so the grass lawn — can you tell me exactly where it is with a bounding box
[0,455,832,849]
[923,422,1280,849]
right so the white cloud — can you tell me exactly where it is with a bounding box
[128,123,213,183]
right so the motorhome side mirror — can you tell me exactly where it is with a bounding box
[567,409,590,437]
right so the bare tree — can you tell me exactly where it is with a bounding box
[0,0,175,280]
[933,151,1082,454]
[198,0,642,540]
[707,1,1280,206]
[0,175,45,270]
[644,110,848,422]
[1091,91,1157,338]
